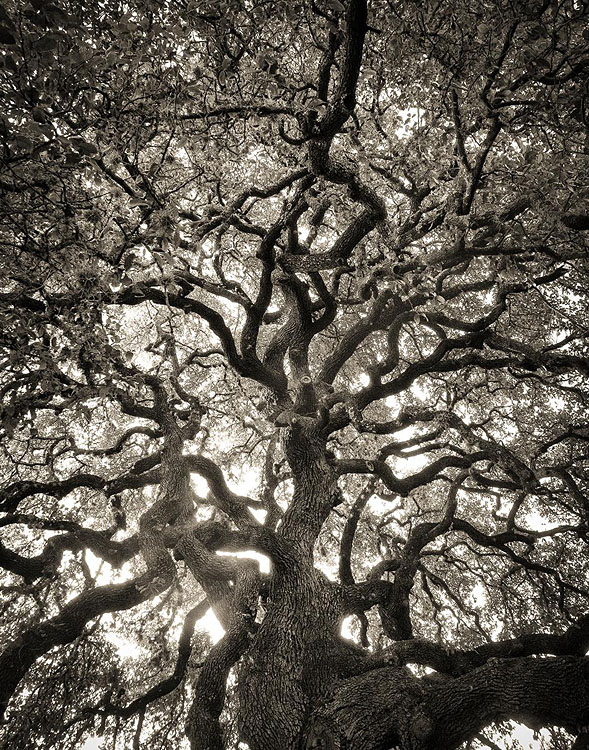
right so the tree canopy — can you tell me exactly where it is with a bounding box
[1,0,588,748]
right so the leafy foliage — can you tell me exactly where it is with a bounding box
[1,0,588,749]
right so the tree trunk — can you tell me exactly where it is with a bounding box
[238,420,342,749]
[200,421,589,750]
[238,560,342,749]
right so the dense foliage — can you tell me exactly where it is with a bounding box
[1,0,588,748]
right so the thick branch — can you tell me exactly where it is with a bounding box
[412,656,589,750]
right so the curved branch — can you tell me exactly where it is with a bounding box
[1,468,162,514]
[0,526,137,580]
[339,480,376,585]
[118,598,209,716]
[0,474,105,514]
[184,454,262,526]
[185,563,259,750]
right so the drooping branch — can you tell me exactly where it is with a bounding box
[0,403,191,719]
[336,454,486,496]
[0,474,105,514]
[0,578,153,720]
[69,598,210,727]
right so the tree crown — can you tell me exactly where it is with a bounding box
[1,0,588,748]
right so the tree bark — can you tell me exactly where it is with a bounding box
[310,656,589,750]
[238,421,343,749]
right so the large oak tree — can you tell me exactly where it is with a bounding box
[1,0,588,748]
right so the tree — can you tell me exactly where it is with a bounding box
[1,0,588,748]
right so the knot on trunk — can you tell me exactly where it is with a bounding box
[304,717,343,750]
[410,710,434,741]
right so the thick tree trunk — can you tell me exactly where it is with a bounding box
[216,420,589,750]
[238,420,342,749]
[186,564,260,750]
[238,560,341,749]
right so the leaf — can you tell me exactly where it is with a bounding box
[0,26,16,44]
[65,152,82,165]
[35,34,59,51]
[71,138,98,155]
[32,107,48,124]
[14,135,34,152]
[123,253,136,270]
[1,54,18,72]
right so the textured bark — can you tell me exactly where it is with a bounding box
[311,666,425,750]
[0,422,188,719]
[238,421,343,750]
[413,656,589,750]
[176,532,236,629]
[309,656,589,750]
[2,1,588,748]
[238,560,342,750]
[186,564,259,750]
[235,424,586,750]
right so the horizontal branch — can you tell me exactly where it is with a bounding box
[413,655,589,749]
[374,613,589,676]
[315,656,589,750]
[1,469,161,514]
